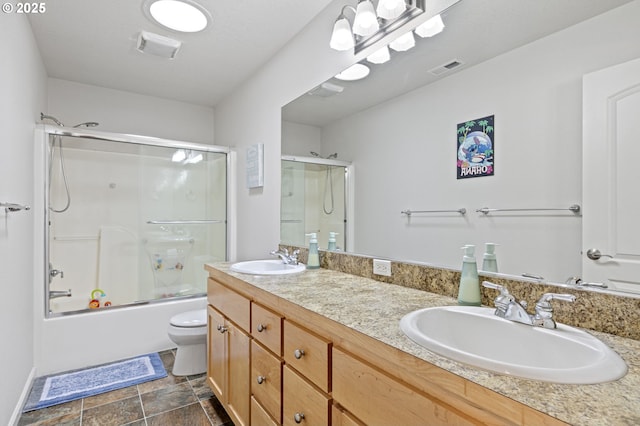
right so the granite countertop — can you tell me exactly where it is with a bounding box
[207,263,640,426]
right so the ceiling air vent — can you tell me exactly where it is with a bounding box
[429,59,464,76]
[307,82,344,98]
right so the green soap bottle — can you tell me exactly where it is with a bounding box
[458,245,481,306]
[305,233,320,269]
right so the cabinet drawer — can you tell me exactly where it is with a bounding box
[332,404,364,426]
[251,396,279,426]
[251,340,282,424]
[283,320,331,392]
[283,365,330,426]
[333,347,476,426]
[208,278,250,332]
[252,302,283,355]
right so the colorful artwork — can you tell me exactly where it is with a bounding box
[457,115,494,179]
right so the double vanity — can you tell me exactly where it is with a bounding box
[205,257,640,425]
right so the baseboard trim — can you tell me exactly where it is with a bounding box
[9,367,36,426]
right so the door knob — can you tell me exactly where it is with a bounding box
[586,248,613,260]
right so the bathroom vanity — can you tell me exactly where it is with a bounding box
[205,263,640,426]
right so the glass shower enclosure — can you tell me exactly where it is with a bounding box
[44,128,228,316]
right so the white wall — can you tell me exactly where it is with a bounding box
[0,14,47,425]
[214,0,357,260]
[282,121,322,156]
[48,78,215,144]
[320,2,640,282]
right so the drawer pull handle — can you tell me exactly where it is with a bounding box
[257,324,266,332]
[256,375,266,384]
[294,412,305,423]
[294,349,305,359]
[216,324,227,333]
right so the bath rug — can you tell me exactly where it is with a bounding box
[23,352,167,412]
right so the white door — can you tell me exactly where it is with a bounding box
[582,57,640,292]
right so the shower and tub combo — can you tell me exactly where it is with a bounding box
[34,116,230,374]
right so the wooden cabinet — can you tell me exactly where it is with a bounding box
[251,340,282,423]
[283,365,331,426]
[207,278,251,426]
[206,267,566,426]
[283,320,331,393]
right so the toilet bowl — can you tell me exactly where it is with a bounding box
[168,309,207,376]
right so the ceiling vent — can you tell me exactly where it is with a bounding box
[307,82,344,98]
[429,59,464,76]
[136,30,182,59]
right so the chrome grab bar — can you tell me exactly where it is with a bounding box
[401,208,466,216]
[1,202,31,213]
[476,204,581,215]
[146,220,224,225]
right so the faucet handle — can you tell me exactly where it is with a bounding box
[482,281,515,315]
[534,293,576,328]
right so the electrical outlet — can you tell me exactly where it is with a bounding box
[373,259,392,276]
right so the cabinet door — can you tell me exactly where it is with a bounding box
[227,321,251,426]
[207,306,227,401]
[251,340,283,423]
[283,365,330,426]
[251,396,279,426]
[208,278,251,332]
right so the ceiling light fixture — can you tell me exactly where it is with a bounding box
[334,63,370,81]
[414,14,445,37]
[145,0,210,33]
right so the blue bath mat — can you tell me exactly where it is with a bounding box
[23,352,167,412]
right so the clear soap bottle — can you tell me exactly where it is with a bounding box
[458,245,481,306]
[482,243,498,273]
[305,233,320,269]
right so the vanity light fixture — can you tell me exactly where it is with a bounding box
[414,14,445,37]
[389,30,415,52]
[329,0,426,54]
[366,45,391,64]
[334,63,371,81]
[376,0,407,20]
[172,149,187,162]
[145,0,211,33]
[353,0,380,36]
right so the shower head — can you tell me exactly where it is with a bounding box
[40,113,64,127]
[327,153,338,159]
[310,151,338,159]
[73,122,100,128]
[310,151,320,157]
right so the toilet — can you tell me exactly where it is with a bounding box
[168,309,207,376]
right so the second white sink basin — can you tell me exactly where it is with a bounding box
[230,259,306,275]
[400,305,627,384]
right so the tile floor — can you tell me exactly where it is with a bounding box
[17,350,234,426]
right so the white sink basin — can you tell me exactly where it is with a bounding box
[400,306,627,384]
[230,259,306,275]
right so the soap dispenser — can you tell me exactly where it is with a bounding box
[306,233,320,269]
[327,232,339,251]
[482,243,499,273]
[458,245,481,306]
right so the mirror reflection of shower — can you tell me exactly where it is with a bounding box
[40,113,100,213]
[281,155,349,251]
[310,151,338,215]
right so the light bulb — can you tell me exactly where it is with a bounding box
[353,0,379,36]
[415,14,445,38]
[376,0,406,20]
[330,16,355,51]
[367,46,390,64]
[389,31,415,52]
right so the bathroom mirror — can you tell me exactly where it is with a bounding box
[281,0,639,294]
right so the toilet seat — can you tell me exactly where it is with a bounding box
[170,309,207,328]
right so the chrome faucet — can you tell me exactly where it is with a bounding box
[482,281,576,329]
[49,290,72,299]
[270,248,300,265]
